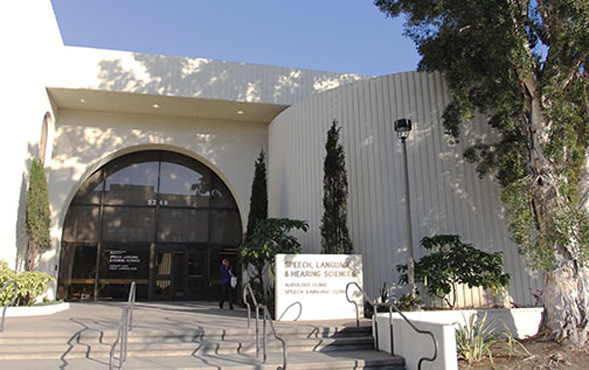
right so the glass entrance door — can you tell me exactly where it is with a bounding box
[154,246,186,300]
[153,244,208,301]
[186,247,207,300]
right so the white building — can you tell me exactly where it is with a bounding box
[1,1,540,306]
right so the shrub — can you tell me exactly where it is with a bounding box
[397,234,510,309]
[456,313,522,365]
[394,293,423,311]
[239,218,308,306]
[25,158,51,270]
[0,260,53,306]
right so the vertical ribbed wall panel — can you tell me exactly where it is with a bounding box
[268,71,540,307]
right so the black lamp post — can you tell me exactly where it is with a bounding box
[394,118,416,296]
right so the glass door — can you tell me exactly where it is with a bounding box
[186,246,208,300]
[153,245,186,300]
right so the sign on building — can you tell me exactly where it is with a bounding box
[275,254,363,321]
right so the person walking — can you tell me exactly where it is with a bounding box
[219,259,234,309]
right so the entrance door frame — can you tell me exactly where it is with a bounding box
[150,243,209,301]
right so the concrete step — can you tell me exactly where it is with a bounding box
[0,324,372,344]
[0,303,393,368]
[0,350,405,369]
[0,333,374,360]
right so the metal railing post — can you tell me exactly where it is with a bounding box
[0,280,18,333]
[243,283,288,369]
[345,281,438,370]
[109,281,136,369]
[389,305,395,355]
[127,282,136,332]
[262,308,267,363]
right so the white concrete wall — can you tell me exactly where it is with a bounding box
[374,308,544,370]
[47,109,268,279]
[49,46,368,106]
[0,0,64,270]
[268,71,542,307]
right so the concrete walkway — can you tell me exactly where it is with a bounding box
[2,301,369,336]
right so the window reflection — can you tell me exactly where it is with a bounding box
[104,162,159,206]
[157,208,209,243]
[159,162,209,207]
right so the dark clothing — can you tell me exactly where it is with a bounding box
[219,281,233,309]
[220,264,232,284]
[219,264,233,309]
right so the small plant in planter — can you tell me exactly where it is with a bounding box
[0,260,53,306]
[456,313,524,366]
[394,293,423,311]
[397,234,510,309]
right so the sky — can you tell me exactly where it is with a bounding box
[50,0,420,77]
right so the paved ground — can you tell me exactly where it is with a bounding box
[3,301,367,334]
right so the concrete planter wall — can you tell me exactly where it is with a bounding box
[374,307,544,370]
[5,302,70,317]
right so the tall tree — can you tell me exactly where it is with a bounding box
[375,0,588,344]
[245,149,268,241]
[25,158,51,271]
[321,120,353,254]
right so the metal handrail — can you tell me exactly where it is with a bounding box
[127,282,136,331]
[243,282,287,369]
[109,281,136,369]
[261,305,287,370]
[243,282,260,328]
[109,306,129,370]
[345,282,438,370]
[243,282,262,356]
[0,280,18,332]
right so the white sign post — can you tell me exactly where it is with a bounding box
[275,254,363,321]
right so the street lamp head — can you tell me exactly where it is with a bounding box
[394,118,412,141]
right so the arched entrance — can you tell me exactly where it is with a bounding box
[57,150,242,301]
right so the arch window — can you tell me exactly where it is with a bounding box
[58,151,242,301]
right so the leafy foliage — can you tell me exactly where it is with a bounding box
[456,313,523,366]
[456,313,501,365]
[397,235,510,309]
[245,149,268,242]
[394,293,423,311]
[375,0,589,343]
[25,158,51,270]
[0,260,53,306]
[239,218,308,305]
[320,120,353,254]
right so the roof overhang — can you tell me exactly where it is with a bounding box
[48,87,288,123]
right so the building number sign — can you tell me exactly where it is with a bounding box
[147,199,169,206]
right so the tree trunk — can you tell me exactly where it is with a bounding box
[26,241,38,271]
[543,252,589,346]
[579,149,589,214]
[525,79,589,346]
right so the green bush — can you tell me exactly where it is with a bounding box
[394,293,423,311]
[239,218,308,306]
[0,260,53,306]
[397,234,510,309]
[26,158,51,270]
